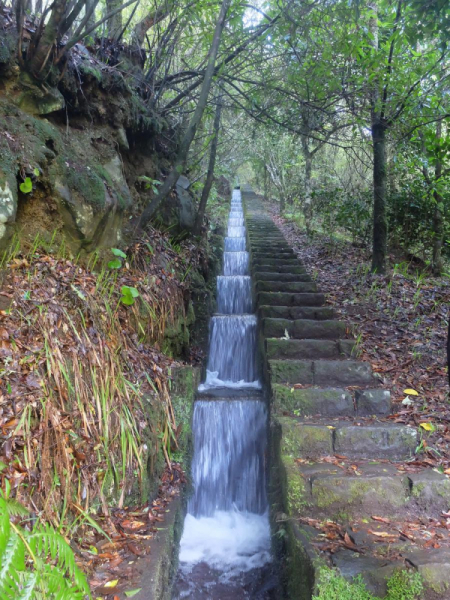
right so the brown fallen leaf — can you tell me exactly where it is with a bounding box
[372,516,391,524]
[368,530,397,539]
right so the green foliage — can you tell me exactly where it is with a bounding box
[387,570,424,600]
[313,567,423,600]
[313,568,374,600]
[120,285,139,305]
[0,497,90,599]
[108,248,127,269]
[313,188,372,244]
[19,177,33,194]
[137,176,162,194]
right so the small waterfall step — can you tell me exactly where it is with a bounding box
[242,185,450,599]
[173,188,277,599]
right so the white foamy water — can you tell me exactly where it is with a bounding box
[179,510,271,574]
[198,371,261,391]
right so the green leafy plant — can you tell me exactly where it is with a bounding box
[137,176,162,194]
[313,567,423,600]
[108,248,127,270]
[19,177,33,194]
[120,285,139,305]
[0,494,90,599]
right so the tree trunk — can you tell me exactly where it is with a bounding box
[301,135,313,234]
[137,0,231,230]
[371,119,388,273]
[193,94,223,236]
[263,164,268,199]
[106,0,122,39]
[432,120,444,275]
[368,0,387,273]
[133,0,175,46]
[27,0,68,77]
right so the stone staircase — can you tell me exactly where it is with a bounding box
[242,187,450,599]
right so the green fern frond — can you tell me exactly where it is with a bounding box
[17,572,38,600]
[0,498,91,599]
[2,498,30,518]
[0,532,25,595]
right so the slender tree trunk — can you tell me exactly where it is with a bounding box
[193,94,223,236]
[371,119,388,273]
[133,0,175,46]
[106,0,122,39]
[368,0,387,273]
[27,0,67,77]
[263,164,268,199]
[432,120,444,275]
[137,0,231,230]
[301,135,313,234]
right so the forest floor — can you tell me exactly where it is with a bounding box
[267,201,450,468]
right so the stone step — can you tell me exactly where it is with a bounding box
[269,359,377,386]
[256,281,317,294]
[280,418,417,459]
[252,258,302,267]
[256,265,307,274]
[250,245,293,251]
[258,305,334,320]
[262,318,346,339]
[274,385,355,416]
[266,338,354,360]
[258,292,325,307]
[251,247,293,254]
[299,461,450,521]
[306,465,410,520]
[248,233,286,241]
[252,251,296,259]
[247,232,286,238]
[255,272,310,282]
[273,384,391,416]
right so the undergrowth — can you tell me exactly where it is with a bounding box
[313,567,423,600]
[0,229,202,540]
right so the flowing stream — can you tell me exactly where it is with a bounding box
[173,190,276,599]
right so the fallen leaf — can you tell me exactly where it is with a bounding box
[419,423,435,432]
[371,516,391,524]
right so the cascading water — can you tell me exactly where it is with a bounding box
[173,190,276,599]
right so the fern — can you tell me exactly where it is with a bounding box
[0,498,90,599]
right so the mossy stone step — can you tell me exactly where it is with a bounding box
[258,291,325,306]
[273,385,354,416]
[258,305,334,320]
[266,338,353,360]
[262,318,345,339]
[283,458,410,521]
[255,265,307,275]
[250,245,293,252]
[252,258,301,267]
[248,238,288,244]
[269,359,376,385]
[334,423,418,459]
[280,417,417,459]
[273,384,390,416]
[256,281,317,294]
[255,272,309,282]
[309,468,409,520]
[247,232,285,237]
[252,251,296,259]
